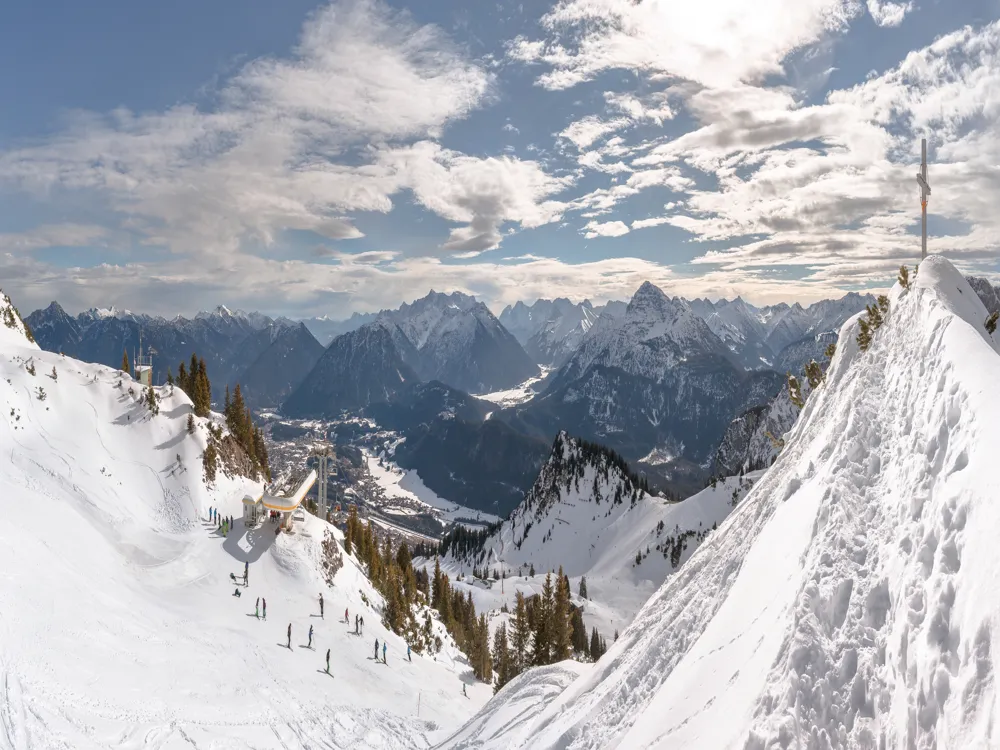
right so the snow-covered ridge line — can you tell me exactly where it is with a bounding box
[451,256,1000,749]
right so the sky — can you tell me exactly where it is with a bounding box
[1,0,999,319]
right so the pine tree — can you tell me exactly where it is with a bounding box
[432,557,443,609]
[787,373,804,409]
[224,385,231,423]
[857,317,873,352]
[477,614,493,683]
[121,349,130,374]
[552,566,572,661]
[166,368,174,386]
[177,362,188,394]
[187,414,195,434]
[877,294,890,317]
[804,360,823,390]
[510,590,531,677]
[986,311,998,335]
[570,607,587,655]
[578,575,588,600]
[898,264,911,290]
[533,572,554,666]
[203,442,218,482]
[824,342,837,360]
[147,382,158,415]
[493,622,512,694]
[196,358,211,417]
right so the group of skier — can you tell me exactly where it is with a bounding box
[209,507,235,536]
[220,517,415,679]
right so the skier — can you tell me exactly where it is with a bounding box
[355,614,359,635]
[319,593,324,619]
[326,648,331,674]
[374,638,379,661]
[262,598,267,620]
[244,560,249,586]
[308,624,313,649]
[234,587,241,597]
[255,597,260,619]
[382,642,387,665]
[287,623,292,649]
[344,607,348,623]
[407,644,411,662]
[360,615,364,634]
[463,683,467,697]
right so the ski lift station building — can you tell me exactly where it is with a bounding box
[242,469,317,529]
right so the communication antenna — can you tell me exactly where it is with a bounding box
[916,138,931,259]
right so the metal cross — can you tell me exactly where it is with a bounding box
[916,138,931,259]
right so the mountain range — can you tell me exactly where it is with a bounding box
[25,302,323,409]
[496,282,786,480]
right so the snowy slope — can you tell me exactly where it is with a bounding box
[0,293,490,749]
[443,433,754,635]
[462,255,1000,749]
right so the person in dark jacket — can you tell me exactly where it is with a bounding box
[287,623,292,649]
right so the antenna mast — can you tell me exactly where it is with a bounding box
[916,138,931,259]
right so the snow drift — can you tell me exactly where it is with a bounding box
[448,255,1000,749]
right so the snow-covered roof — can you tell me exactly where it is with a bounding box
[261,469,317,512]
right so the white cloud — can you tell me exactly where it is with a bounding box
[375,142,574,253]
[621,22,1000,287]
[866,0,913,28]
[558,116,630,149]
[0,224,113,252]
[510,0,860,90]
[584,219,631,238]
[0,0,569,261]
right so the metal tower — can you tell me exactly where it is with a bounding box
[916,138,931,259]
[316,448,330,518]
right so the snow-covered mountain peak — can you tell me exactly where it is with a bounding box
[0,289,38,349]
[471,255,1000,748]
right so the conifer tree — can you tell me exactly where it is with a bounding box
[804,360,824,390]
[187,414,195,434]
[787,373,804,409]
[898,264,911,290]
[121,349,130,374]
[203,442,218,482]
[510,590,531,677]
[196,358,211,417]
[177,362,188,394]
[570,607,587,655]
[986,311,998,335]
[553,566,572,661]
[146,381,158,416]
[857,317,873,352]
[432,557,443,609]
[166,368,174,386]
[493,622,512,694]
[578,575,588,600]
[533,572,554,665]
[824,342,837,360]
[477,614,493,682]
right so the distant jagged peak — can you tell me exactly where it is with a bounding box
[523,431,648,518]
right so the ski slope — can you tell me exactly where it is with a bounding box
[447,256,1000,749]
[0,297,489,750]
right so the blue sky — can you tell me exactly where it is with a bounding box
[1,0,998,318]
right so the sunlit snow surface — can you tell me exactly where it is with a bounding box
[441,256,1000,750]
[0,307,491,750]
